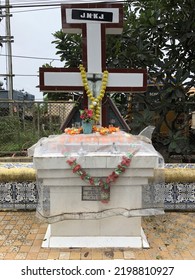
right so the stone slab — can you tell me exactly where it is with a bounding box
[37,168,154,178]
[42,225,149,248]
[49,185,142,215]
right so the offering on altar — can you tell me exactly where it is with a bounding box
[64,125,120,135]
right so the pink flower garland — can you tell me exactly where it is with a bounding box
[66,150,138,203]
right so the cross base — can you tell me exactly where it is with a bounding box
[42,225,150,248]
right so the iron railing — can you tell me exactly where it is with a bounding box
[0,100,74,156]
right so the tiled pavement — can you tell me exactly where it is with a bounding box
[0,211,194,260]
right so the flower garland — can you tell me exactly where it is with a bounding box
[66,149,138,203]
[79,64,109,122]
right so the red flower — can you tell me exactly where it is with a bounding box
[89,177,95,185]
[106,173,117,183]
[66,158,76,166]
[73,164,81,173]
[81,171,87,180]
[112,172,119,179]
[87,109,93,117]
[121,156,131,166]
[106,176,112,184]
[80,108,93,121]
[117,165,125,172]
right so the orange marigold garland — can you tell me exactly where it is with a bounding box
[66,149,138,203]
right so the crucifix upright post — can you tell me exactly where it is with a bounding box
[61,3,124,125]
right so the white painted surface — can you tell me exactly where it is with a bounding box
[87,23,102,73]
[49,185,142,215]
[107,73,144,87]
[44,72,82,87]
[43,72,145,88]
[37,168,154,178]
[42,225,149,248]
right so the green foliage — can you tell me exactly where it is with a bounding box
[130,109,154,134]
[0,116,36,152]
[51,30,82,67]
[0,114,61,154]
[162,131,190,154]
[0,116,20,143]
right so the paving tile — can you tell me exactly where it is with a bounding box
[155,251,172,260]
[0,245,10,253]
[4,253,17,260]
[27,252,39,260]
[91,249,103,260]
[0,253,6,259]
[7,245,20,253]
[81,250,92,260]
[0,211,194,260]
[133,249,146,260]
[20,245,32,253]
[37,252,50,260]
[48,252,61,260]
[103,250,114,259]
[113,250,124,259]
[15,252,28,260]
[26,233,37,240]
[124,250,135,260]
[143,250,154,260]
[59,252,70,260]
[169,250,183,260]
[179,251,194,260]
[69,251,81,260]
[35,233,45,240]
[38,228,47,234]
[0,235,7,241]
[32,239,42,247]
[22,239,34,246]
[29,246,41,253]
[188,249,195,257]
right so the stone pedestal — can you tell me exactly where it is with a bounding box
[33,133,162,248]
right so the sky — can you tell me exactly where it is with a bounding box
[0,2,62,100]
[0,0,123,100]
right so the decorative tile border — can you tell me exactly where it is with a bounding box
[0,162,195,210]
[0,181,194,211]
[0,181,37,210]
[165,163,195,169]
[0,162,33,169]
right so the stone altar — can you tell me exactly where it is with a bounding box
[31,131,164,248]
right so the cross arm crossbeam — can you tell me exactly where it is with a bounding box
[39,67,147,93]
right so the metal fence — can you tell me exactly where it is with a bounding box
[0,101,74,156]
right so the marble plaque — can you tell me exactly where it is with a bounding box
[82,186,101,201]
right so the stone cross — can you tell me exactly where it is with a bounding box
[39,3,147,126]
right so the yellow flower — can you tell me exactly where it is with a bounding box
[79,64,109,122]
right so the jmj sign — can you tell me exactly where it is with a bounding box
[39,3,147,126]
[71,9,113,22]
